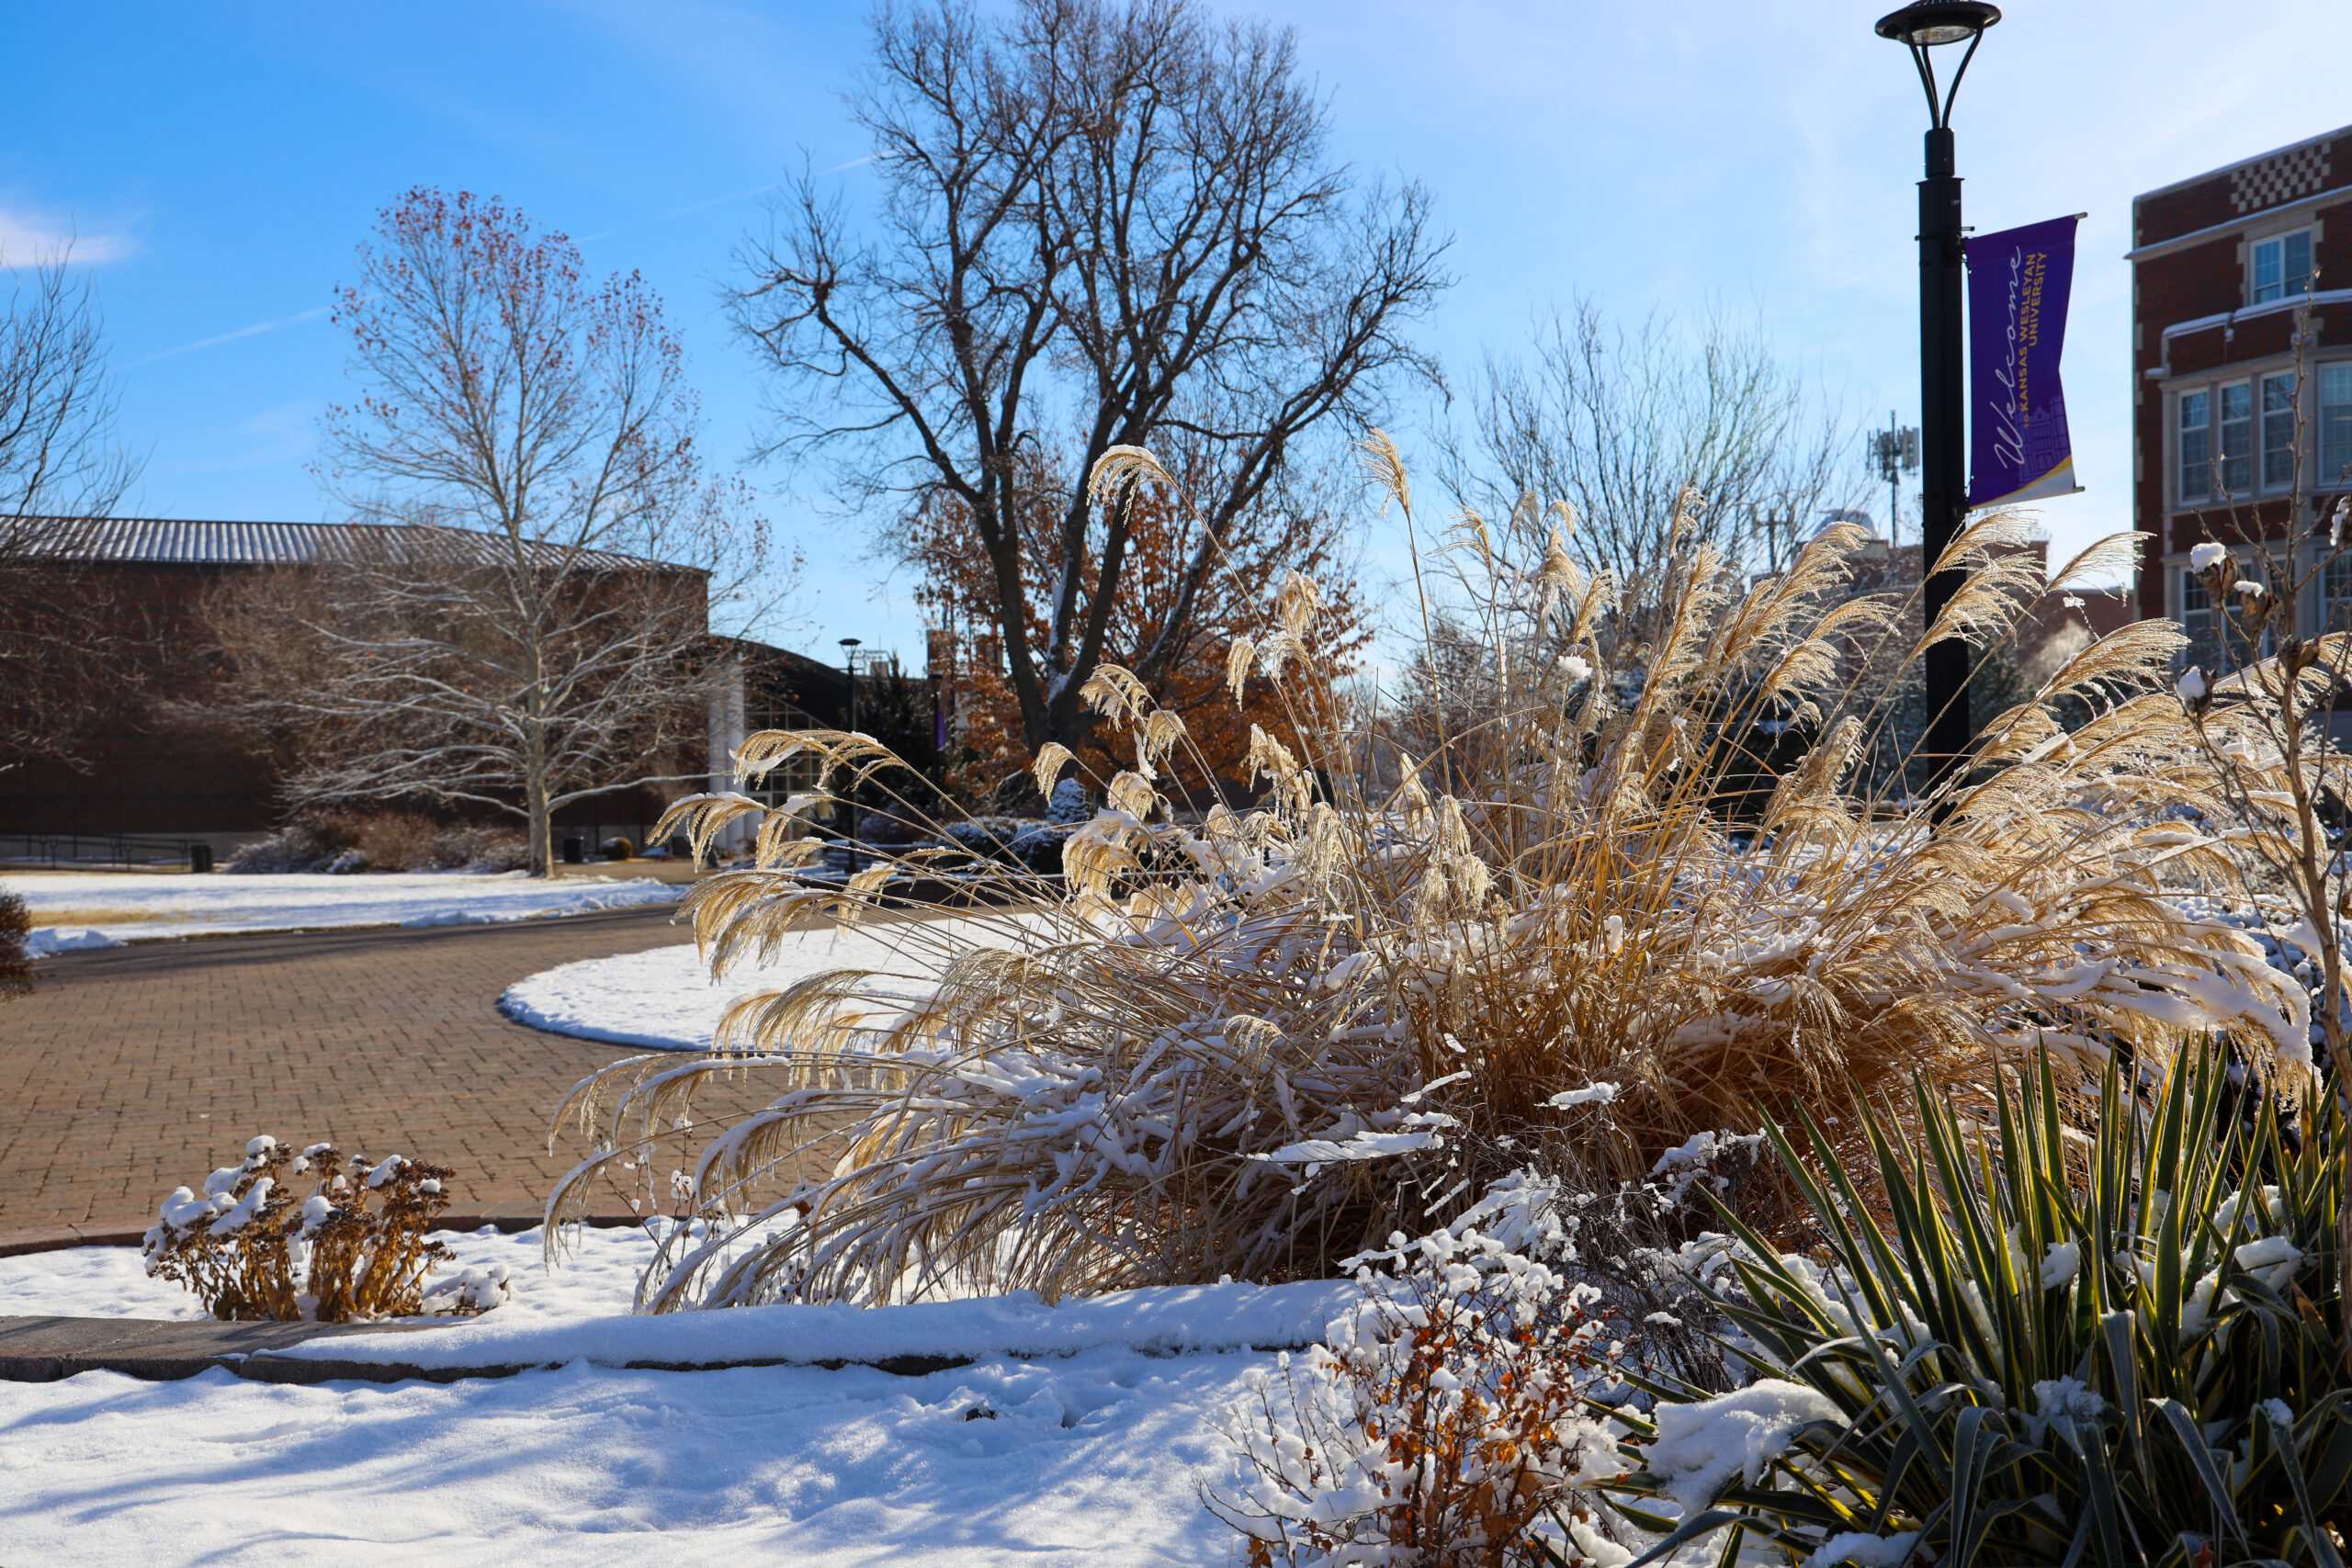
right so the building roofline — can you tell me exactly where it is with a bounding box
[3,515,703,575]
[2126,187,2351,264]
[2132,122,2352,207]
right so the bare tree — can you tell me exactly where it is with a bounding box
[733,0,1448,759]
[203,188,789,875]
[0,253,143,775]
[1440,299,1864,623]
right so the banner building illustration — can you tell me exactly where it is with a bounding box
[1967,214,2082,509]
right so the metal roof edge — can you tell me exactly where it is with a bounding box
[6,516,699,574]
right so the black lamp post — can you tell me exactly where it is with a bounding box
[1876,1,1998,795]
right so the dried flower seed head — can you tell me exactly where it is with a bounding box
[1086,443,1172,502]
[1106,770,1159,819]
[1032,741,1077,801]
[1277,570,1322,637]
[1357,428,1410,517]
[1225,637,1257,703]
[1079,663,1152,727]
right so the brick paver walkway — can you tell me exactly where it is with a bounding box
[0,908,777,1234]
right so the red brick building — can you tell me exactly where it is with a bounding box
[2132,125,2352,663]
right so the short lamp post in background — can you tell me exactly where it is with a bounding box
[838,636,863,873]
[1876,0,1998,794]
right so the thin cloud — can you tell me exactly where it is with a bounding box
[0,207,136,266]
[128,305,331,367]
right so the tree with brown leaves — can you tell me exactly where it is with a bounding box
[910,439,1369,804]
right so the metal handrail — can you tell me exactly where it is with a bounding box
[0,832,213,871]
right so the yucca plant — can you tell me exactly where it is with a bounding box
[546,437,2312,1311]
[1597,1048,2347,1568]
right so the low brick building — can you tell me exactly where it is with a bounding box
[0,518,845,857]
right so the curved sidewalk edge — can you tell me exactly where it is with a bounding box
[0,1279,1354,1387]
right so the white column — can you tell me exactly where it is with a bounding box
[707,654,751,852]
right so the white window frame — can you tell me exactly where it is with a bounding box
[2321,363,2352,491]
[2219,379,2254,497]
[2251,227,2315,305]
[2177,387,2211,504]
[2324,548,2352,632]
[2179,566,2217,664]
[2262,370,2300,491]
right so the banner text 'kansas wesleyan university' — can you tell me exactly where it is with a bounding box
[1967,214,2081,509]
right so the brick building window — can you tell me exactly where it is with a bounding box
[2179,389,2211,502]
[2323,365,2352,489]
[2180,567,2217,662]
[2263,371,2299,490]
[2327,552,2352,631]
[2220,381,2253,496]
[2252,230,2313,304]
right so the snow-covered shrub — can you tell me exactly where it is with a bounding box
[938,816,1070,874]
[225,812,528,874]
[224,818,360,874]
[143,1135,502,1321]
[1209,1185,1637,1567]
[1597,1049,2350,1567]
[0,888,29,998]
[552,440,2303,1310]
[1046,775,1093,824]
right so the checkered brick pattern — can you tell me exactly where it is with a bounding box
[2232,141,2334,213]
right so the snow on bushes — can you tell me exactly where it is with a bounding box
[224,810,527,874]
[144,1135,506,1321]
[1206,1180,1637,1568]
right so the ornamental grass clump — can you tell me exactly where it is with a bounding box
[1599,1048,2347,1568]
[145,1135,506,1321]
[548,437,2303,1310]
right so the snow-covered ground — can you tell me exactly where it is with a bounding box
[0,1227,1338,1565]
[502,910,1043,1050]
[7,872,684,955]
[0,1345,1266,1564]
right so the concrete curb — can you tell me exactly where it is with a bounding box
[0,1313,986,1385]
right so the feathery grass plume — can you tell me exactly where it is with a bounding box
[548,443,2299,1310]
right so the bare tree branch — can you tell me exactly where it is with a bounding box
[732,0,1448,759]
[201,190,795,874]
[0,250,144,775]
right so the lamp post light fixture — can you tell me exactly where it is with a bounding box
[1876,0,1998,797]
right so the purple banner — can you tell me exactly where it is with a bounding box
[1968,214,2081,509]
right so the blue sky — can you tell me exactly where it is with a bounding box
[9,2,2349,664]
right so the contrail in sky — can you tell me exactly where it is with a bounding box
[127,305,331,367]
